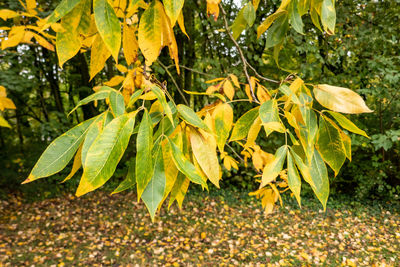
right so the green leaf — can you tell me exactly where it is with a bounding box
[308,148,329,211]
[142,144,166,221]
[298,0,310,16]
[287,151,301,207]
[23,117,96,183]
[316,116,346,175]
[265,14,289,49]
[76,113,135,196]
[93,0,122,61]
[290,148,312,185]
[167,137,206,187]
[321,0,335,34]
[310,5,322,32]
[136,109,154,200]
[151,85,175,127]
[298,105,318,161]
[69,87,112,115]
[325,111,369,138]
[109,90,125,117]
[243,2,256,27]
[111,157,136,195]
[177,104,209,131]
[46,0,81,24]
[213,103,233,152]
[231,6,247,40]
[260,145,287,188]
[230,107,259,142]
[163,0,184,26]
[257,10,287,39]
[289,0,304,34]
[314,84,373,114]
[126,89,144,110]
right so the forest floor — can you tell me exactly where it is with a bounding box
[0,189,399,266]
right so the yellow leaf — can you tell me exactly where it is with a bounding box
[25,0,37,15]
[138,1,163,66]
[245,116,262,148]
[62,145,82,183]
[289,77,303,94]
[104,75,125,87]
[123,21,138,66]
[0,97,16,111]
[161,7,180,74]
[223,80,235,101]
[0,9,19,21]
[206,2,220,21]
[314,84,373,114]
[90,34,111,80]
[257,84,270,103]
[0,86,6,97]
[263,121,286,133]
[229,74,240,88]
[139,91,157,100]
[113,0,127,18]
[190,128,220,188]
[252,146,274,172]
[223,155,238,171]
[205,77,224,84]
[116,64,128,73]
[33,33,54,51]
[0,115,11,128]
[1,26,25,50]
[177,11,189,39]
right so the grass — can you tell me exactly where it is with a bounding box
[0,188,399,266]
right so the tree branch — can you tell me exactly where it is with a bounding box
[219,4,259,103]
[156,60,189,106]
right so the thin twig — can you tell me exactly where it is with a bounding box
[156,60,190,106]
[166,64,216,77]
[219,4,259,104]
[246,62,280,84]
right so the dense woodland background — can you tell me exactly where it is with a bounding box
[0,0,399,201]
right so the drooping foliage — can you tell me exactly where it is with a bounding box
[0,0,374,218]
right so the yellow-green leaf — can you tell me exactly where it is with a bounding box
[316,116,346,176]
[213,103,233,152]
[314,84,373,114]
[76,113,135,196]
[163,0,184,26]
[177,104,209,131]
[94,0,121,62]
[62,144,82,183]
[287,151,301,207]
[168,137,206,187]
[23,117,96,183]
[308,148,329,211]
[90,34,111,80]
[142,144,166,221]
[326,110,369,138]
[230,106,259,142]
[190,128,220,188]
[138,0,163,65]
[260,145,287,188]
[136,109,153,200]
